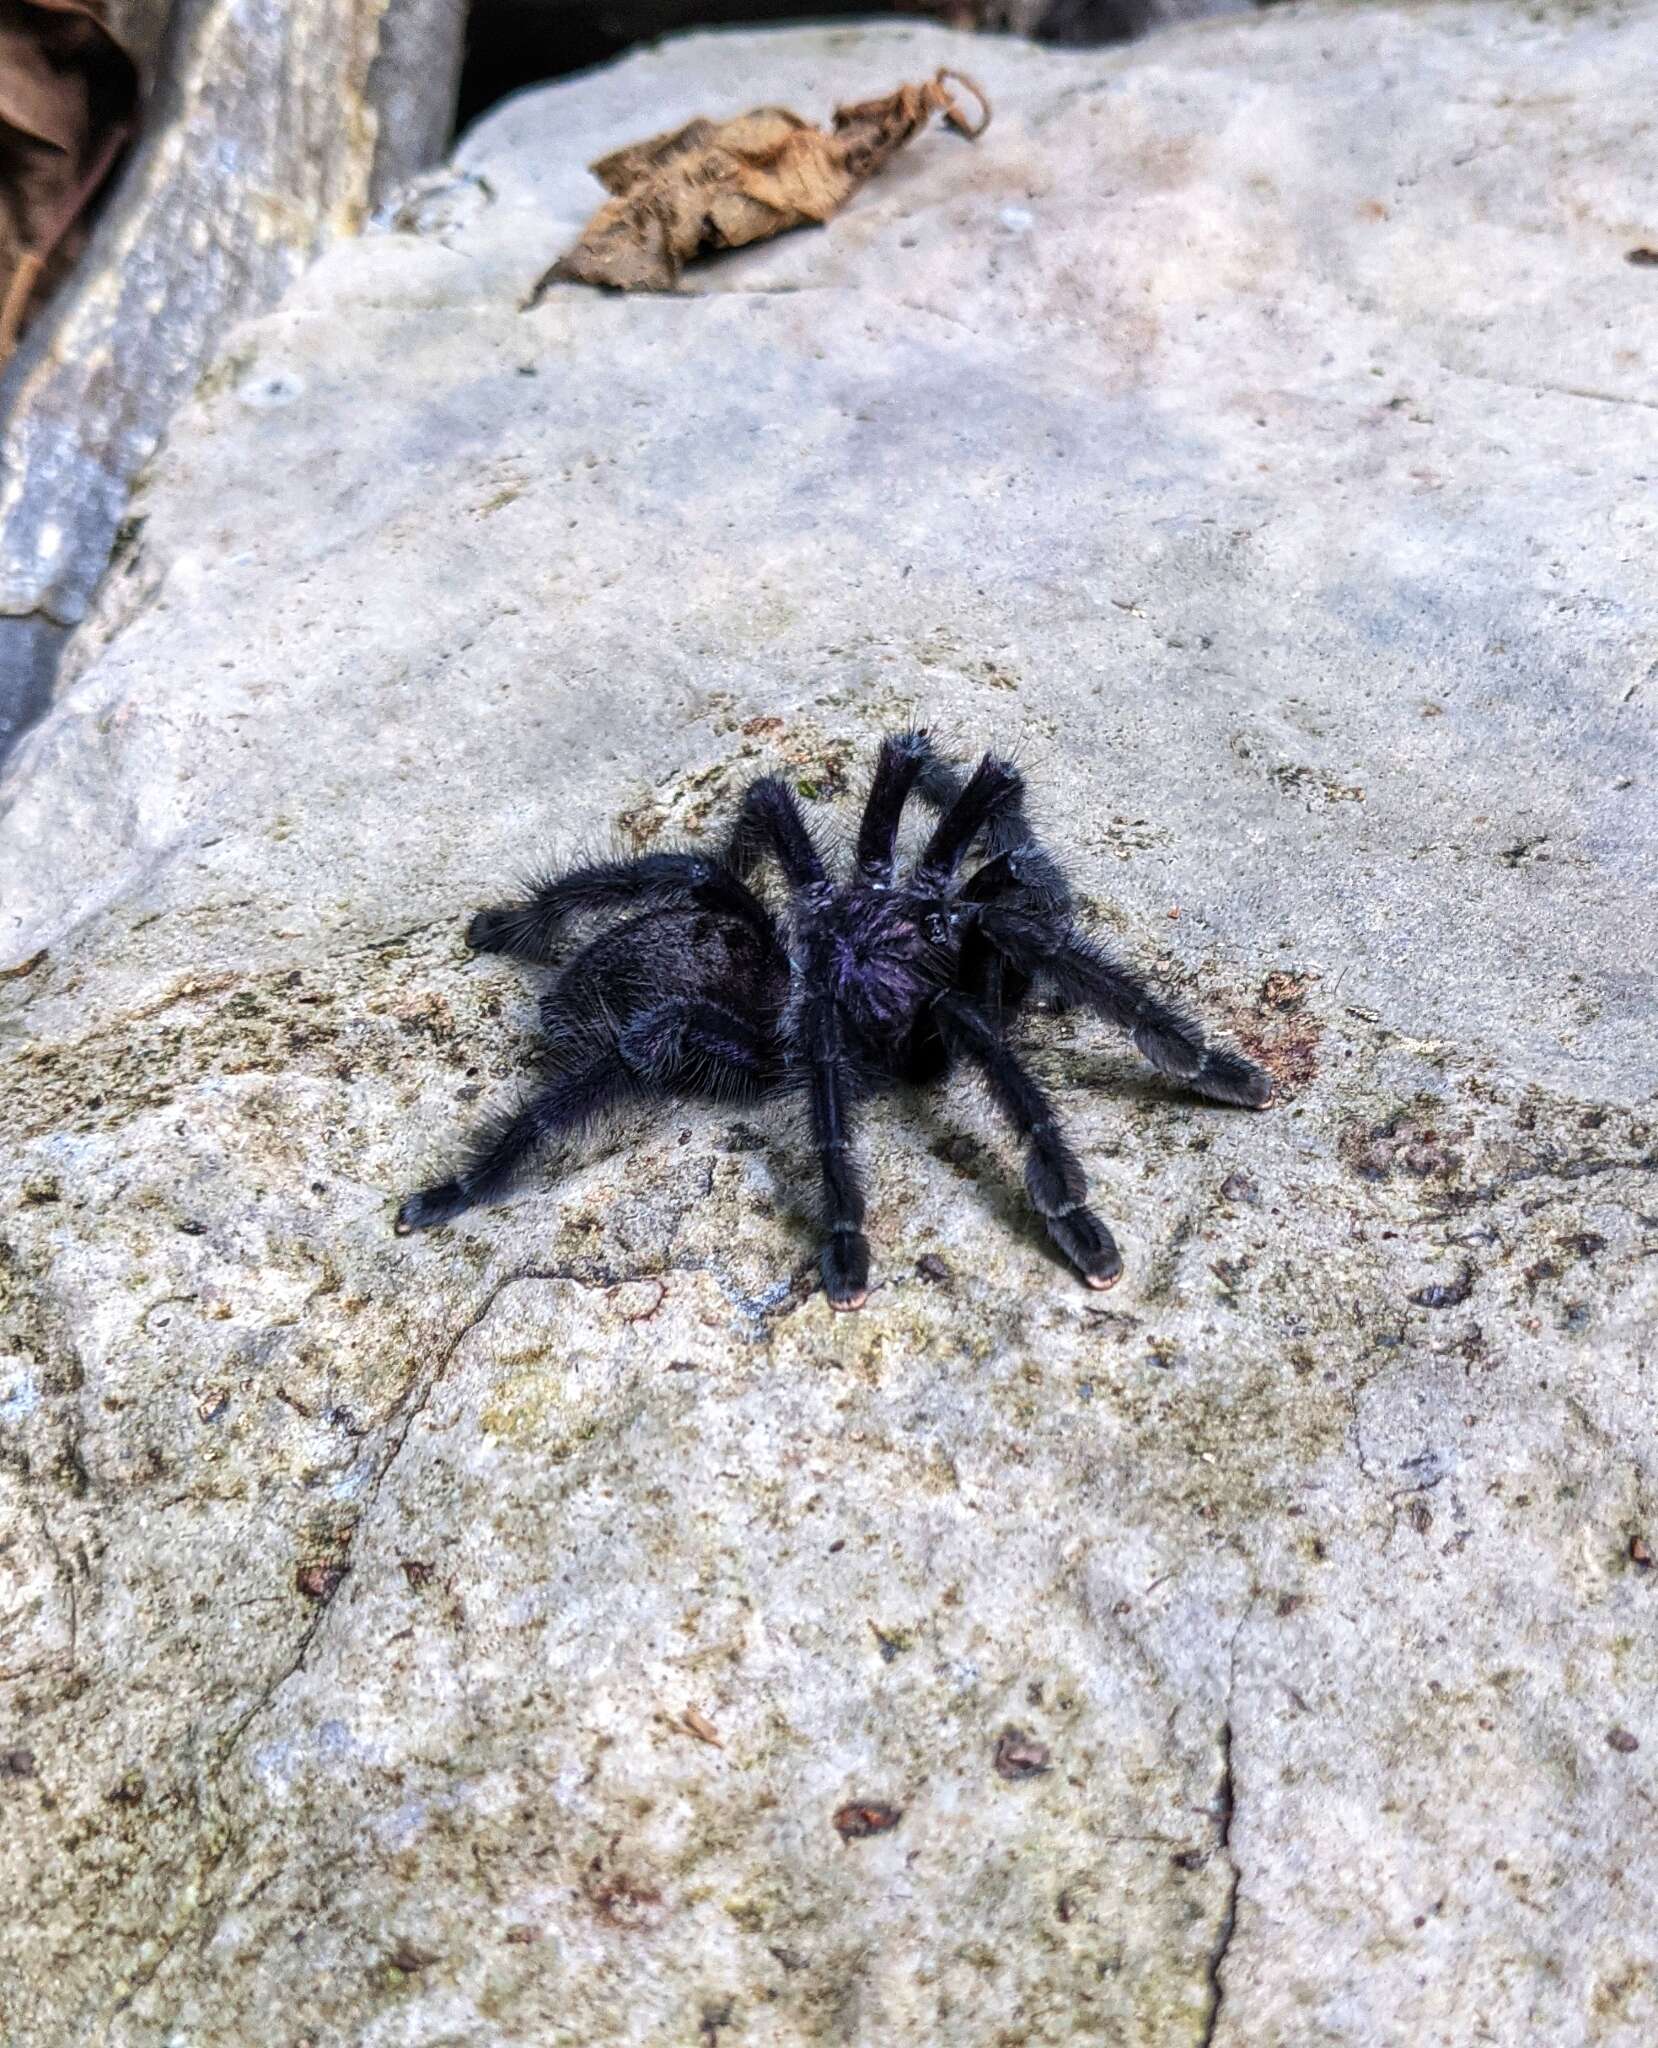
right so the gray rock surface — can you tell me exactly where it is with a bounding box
[0,0,465,761]
[2,5,1657,2041]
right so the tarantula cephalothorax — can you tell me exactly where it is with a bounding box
[396,733,1272,1308]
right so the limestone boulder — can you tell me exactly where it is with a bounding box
[1,6,1655,2042]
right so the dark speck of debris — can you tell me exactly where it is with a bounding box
[1259,970,1310,1012]
[1,1748,37,1779]
[1631,1536,1653,1570]
[1219,1171,1259,1204]
[1411,1262,1475,1310]
[834,1800,903,1841]
[1498,836,1549,868]
[1607,1728,1640,1753]
[933,1132,984,1175]
[994,1727,1052,1779]
[1627,248,1658,267]
[384,1941,439,1973]
[1341,1112,1464,1185]
[296,1562,349,1601]
[401,1559,435,1589]
[916,1253,951,1283]
[869,1622,910,1662]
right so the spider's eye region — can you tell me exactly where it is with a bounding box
[923,911,951,947]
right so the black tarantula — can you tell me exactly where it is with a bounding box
[396,733,1272,1307]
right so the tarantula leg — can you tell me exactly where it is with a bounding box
[803,994,870,1309]
[959,843,1069,913]
[467,852,767,962]
[617,998,772,1097]
[916,753,1025,884]
[917,748,1072,911]
[935,994,1122,1290]
[979,910,1274,1109]
[723,776,828,891]
[855,730,930,883]
[395,1054,631,1231]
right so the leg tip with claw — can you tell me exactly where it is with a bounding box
[1195,1049,1276,1109]
[823,1233,870,1312]
[1049,1206,1122,1292]
[396,1182,467,1233]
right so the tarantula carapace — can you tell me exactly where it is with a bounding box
[396,732,1272,1307]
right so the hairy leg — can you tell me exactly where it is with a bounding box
[468,852,767,963]
[396,1054,632,1231]
[980,908,1273,1108]
[935,993,1121,1289]
[723,775,828,892]
[916,752,1025,885]
[800,993,870,1309]
[855,730,930,883]
[914,741,1071,911]
[959,843,1069,912]
[616,997,776,1100]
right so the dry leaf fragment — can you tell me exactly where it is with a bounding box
[0,0,138,363]
[681,1705,723,1747]
[832,1799,903,1841]
[295,1560,349,1601]
[993,1727,1052,1780]
[533,68,990,297]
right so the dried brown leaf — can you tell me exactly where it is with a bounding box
[0,0,137,362]
[993,1726,1052,1779]
[533,68,991,298]
[832,1799,903,1841]
[680,1705,723,1747]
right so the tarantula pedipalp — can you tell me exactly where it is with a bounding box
[396,732,1272,1307]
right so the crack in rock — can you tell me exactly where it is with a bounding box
[1199,1605,1253,2048]
[120,1262,671,2021]
[1198,1715,1241,2048]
